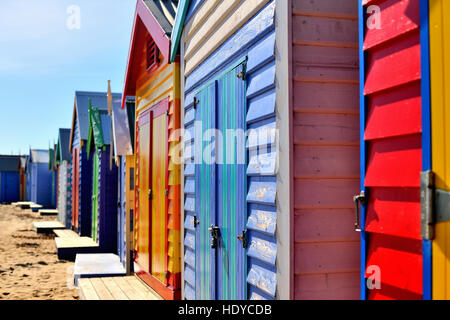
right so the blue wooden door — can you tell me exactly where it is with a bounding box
[194,63,247,300]
[1,172,20,203]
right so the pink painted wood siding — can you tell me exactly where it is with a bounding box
[291,0,360,300]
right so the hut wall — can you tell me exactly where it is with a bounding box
[291,0,360,300]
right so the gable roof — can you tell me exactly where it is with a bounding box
[0,156,20,172]
[56,128,71,162]
[69,91,121,152]
[121,0,179,109]
[112,97,133,157]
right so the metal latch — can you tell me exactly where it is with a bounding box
[208,225,221,249]
[353,191,366,232]
[237,230,248,249]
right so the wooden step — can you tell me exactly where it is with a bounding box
[55,236,100,261]
[32,221,65,234]
[39,209,58,216]
[53,229,79,238]
[78,276,163,300]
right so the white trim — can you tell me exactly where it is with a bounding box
[275,0,291,300]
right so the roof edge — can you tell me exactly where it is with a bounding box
[170,0,190,62]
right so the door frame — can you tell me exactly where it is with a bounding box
[419,0,432,301]
[358,0,368,301]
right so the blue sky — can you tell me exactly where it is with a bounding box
[0,0,136,155]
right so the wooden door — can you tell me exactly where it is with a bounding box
[193,64,247,300]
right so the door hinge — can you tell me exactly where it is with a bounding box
[165,189,169,196]
[193,97,199,109]
[237,230,248,249]
[237,63,247,81]
[353,191,366,232]
[193,215,199,228]
[148,189,152,200]
[421,170,435,240]
[166,110,170,116]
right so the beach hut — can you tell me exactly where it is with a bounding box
[87,103,119,253]
[56,128,72,229]
[171,0,360,300]
[69,91,121,236]
[112,96,135,274]
[26,149,52,207]
[121,0,181,300]
[0,156,21,204]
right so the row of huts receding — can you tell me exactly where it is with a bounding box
[37,0,450,301]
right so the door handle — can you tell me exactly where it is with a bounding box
[208,225,221,249]
[237,230,248,249]
[353,191,366,232]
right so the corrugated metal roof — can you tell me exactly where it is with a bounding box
[112,97,132,156]
[30,149,49,163]
[143,0,179,36]
[75,91,122,142]
[58,128,71,161]
[0,156,20,172]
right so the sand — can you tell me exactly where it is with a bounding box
[0,204,79,300]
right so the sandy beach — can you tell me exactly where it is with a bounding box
[0,204,79,300]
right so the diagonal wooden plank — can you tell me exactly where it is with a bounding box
[78,279,100,300]
[113,277,146,300]
[90,278,114,300]
[127,276,163,300]
[100,277,129,300]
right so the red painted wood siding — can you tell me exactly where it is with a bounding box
[291,0,360,300]
[362,0,422,300]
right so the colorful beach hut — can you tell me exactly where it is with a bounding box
[121,0,181,300]
[0,156,21,204]
[56,128,72,229]
[171,0,360,300]
[26,149,52,207]
[69,91,121,236]
[87,103,119,253]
